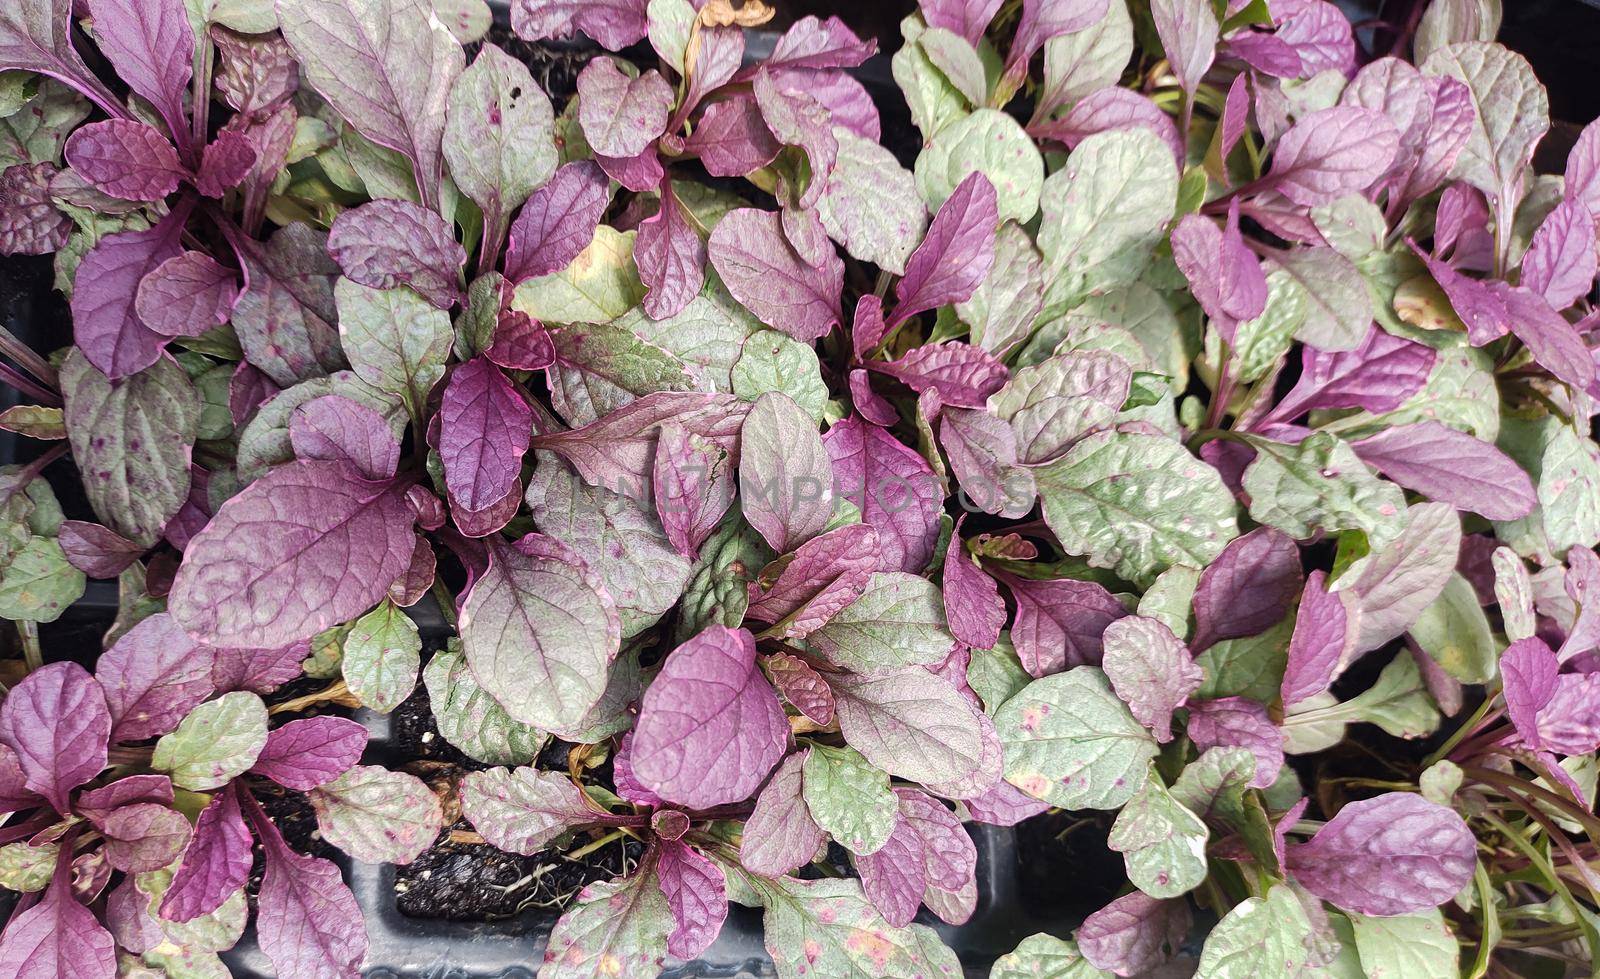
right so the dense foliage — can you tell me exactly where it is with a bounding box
[0,0,1596,975]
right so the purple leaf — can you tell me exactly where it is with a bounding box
[823,415,943,574]
[1281,570,1361,708]
[939,407,1036,518]
[250,716,368,791]
[74,775,173,820]
[896,788,977,924]
[510,0,647,50]
[161,785,253,922]
[1351,421,1536,521]
[1567,119,1600,221]
[487,307,555,371]
[1263,325,1436,424]
[85,0,193,150]
[1004,0,1111,88]
[767,653,836,725]
[751,70,836,209]
[1286,793,1475,915]
[740,391,834,555]
[1170,202,1268,339]
[683,95,782,177]
[941,522,1005,650]
[0,162,71,256]
[855,816,925,928]
[0,856,116,979]
[871,342,1009,409]
[169,459,418,647]
[0,743,38,813]
[782,205,832,270]
[631,626,788,809]
[962,776,1050,826]
[1191,528,1303,653]
[529,391,747,489]
[327,199,466,310]
[92,801,191,872]
[95,613,216,743]
[389,534,436,607]
[70,201,190,378]
[1185,697,1284,788]
[709,207,844,341]
[503,161,613,282]
[1500,284,1597,392]
[228,223,343,387]
[210,640,308,695]
[134,250,239,339]
[211,26,299,114]
[652,420,735,560]
[744,523,881,638]
[656,839,728,959]
[229,362,280,427]
[636,178,706,319]
[1277,0,1356,76]
[1149,0,1217,95]
[0,0,121,116]
[245,793,368,979]
[998,573,1128,677]
[577,58,672,158]
[64,119,185,201]
[289,394,402,480]
[439,358,532,514]
[0,663,110,814]
[1267,107,1399,206]
[1078,890,1191,977]
[195,129,257,197]
[57,520,143,578]
[1033,87,1186,164]
[1501,637,1559,750]
[675,24,743,121]
[1102,616,1202,743]
[1522,200,1598,310]
[892,172,998,327]
[1531,673,1600,755]
[921,0,1002,44]
[760,15,876,72]
[276,0,463,209]
[739,750,826,877]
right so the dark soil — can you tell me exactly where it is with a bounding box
[395,828,645,921]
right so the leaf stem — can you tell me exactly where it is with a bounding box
[18,622,41,673]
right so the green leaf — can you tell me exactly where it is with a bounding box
[136,867,247,952]
[0,842,57,892]
[1228,265,1306,384]
[336,278,453,422]
[1408,573,1496,683]
[443,44,558,234]
[958,222,1046,358]
[542,870,672,979]
[0,536,84,623]
[1195,884,1316,978]
[1136,565,1200,640]
[1170,747,1255,818]
[990,351,1133,465]
[672,518,772,645]
[1421,42,1547,200]
[1108,769,1209,899]
[732,330,829,423]
[747,874,963,979]
[1038,129,1178,305]
[1283,655,1440,752]
[0,80,88,170]
[801,743,899,855]
[891,15,968,144]
[646,0,694,71]
[1363,346,1499,442]
[510,226,645,324]
[819,129,927,275]
[153,692,269,791]
[341,600,422,713]
[1036,430,1238,586]
[1347,908,1458,979]
[1195,617,1292,702]
[967,635,1031,713]
[547,321,695,425]
[1534,421,1600,556]
[994,667,1157,810]
[1038,0,1133,112]
[915,108,1043,224]
[0,405,65,440]
[422,641,547,765]
[990,933,1111,979]
[1240,432,1407,548]
[831,669,989,789]
[1271,248,1370,353]
[309,764,443,864]
[60,350,199,547]
[809,572,956,673]
[619,277,762,393]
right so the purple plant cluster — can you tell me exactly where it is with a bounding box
[0,0,1598,975]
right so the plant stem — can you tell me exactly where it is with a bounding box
[18,622,40,673]
[566,829,625,862]
[269,679,352,715]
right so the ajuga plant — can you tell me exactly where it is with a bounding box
[0,0,1598,975]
